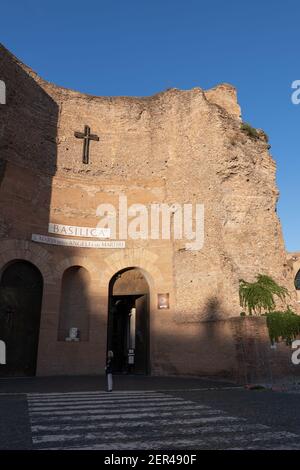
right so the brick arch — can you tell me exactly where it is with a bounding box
[101,248,163,290]
[55,256,100,281]
[0,239,55,283]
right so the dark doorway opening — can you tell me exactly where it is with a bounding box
[0,260,43,376]
[107,268,150,375]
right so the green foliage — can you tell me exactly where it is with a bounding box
[239,275,299,345]
[239,274,289,315]
[265,309,300,345]
[241,122,259,139]
[260,130,269,143]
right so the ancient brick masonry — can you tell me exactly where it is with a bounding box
[0,44,298,378]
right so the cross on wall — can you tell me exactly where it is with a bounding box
[74,125,99,164]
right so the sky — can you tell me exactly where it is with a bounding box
[1,0,299,251]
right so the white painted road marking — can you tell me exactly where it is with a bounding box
[27,391,300,450]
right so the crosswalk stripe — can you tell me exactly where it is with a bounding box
[28,392,166,399]
[27,391,158,398]
[45,431,299,450]
[29,403,211,413]
[31,419,250,434]
[34,427,291,446]
[28,399,185,413]
[30,415,240,427]
[28,397,204,406]
[29,397,182,407]
[27,396,167,405]
[28,396,182,406]
[30,410,224,427]
[27,396,180,405]
[29,408,234,420]
[32,407,224,430]
[27,394,162,402]
[27,390,300,450]
[27,393,161,400]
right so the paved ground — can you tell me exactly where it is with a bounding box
[1,376,300,450]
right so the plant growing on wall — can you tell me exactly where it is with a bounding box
[238,275,300,345]
[239,274,289,315]
[266,308,300,345]
[241,122,259,139]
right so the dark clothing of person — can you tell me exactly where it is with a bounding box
[105,358,113,375]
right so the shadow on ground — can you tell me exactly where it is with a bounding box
[0,375,239,394]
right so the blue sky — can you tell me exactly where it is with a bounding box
[1,0,299,251]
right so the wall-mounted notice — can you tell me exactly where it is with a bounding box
[48,223,110,239]
[158,293,170,309]
[32,234,125,249]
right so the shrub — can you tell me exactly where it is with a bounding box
[260,130,269,143]
[239,274,289,316]
[265,309,300,345]
[241,122,259,139]
[239,275,299,345]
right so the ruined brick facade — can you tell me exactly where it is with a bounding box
[0,44,298,378]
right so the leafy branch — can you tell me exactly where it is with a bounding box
[239,274,289,316]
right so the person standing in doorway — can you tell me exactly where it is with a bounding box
[105,350,114,392]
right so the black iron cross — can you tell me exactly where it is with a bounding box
[74,125,99,164]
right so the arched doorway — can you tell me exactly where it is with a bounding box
[107,267,150,375]
[0,260,43,376]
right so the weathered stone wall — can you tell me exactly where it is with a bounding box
[153,316,300,383]
[0,44,298,378]
[0,45,58,174]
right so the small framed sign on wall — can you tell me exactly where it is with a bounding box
[158,293,170,310]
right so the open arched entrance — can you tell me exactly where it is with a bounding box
[107,267,150,375]
[0,260,43,376]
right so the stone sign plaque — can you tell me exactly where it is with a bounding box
[48,223,110,238]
